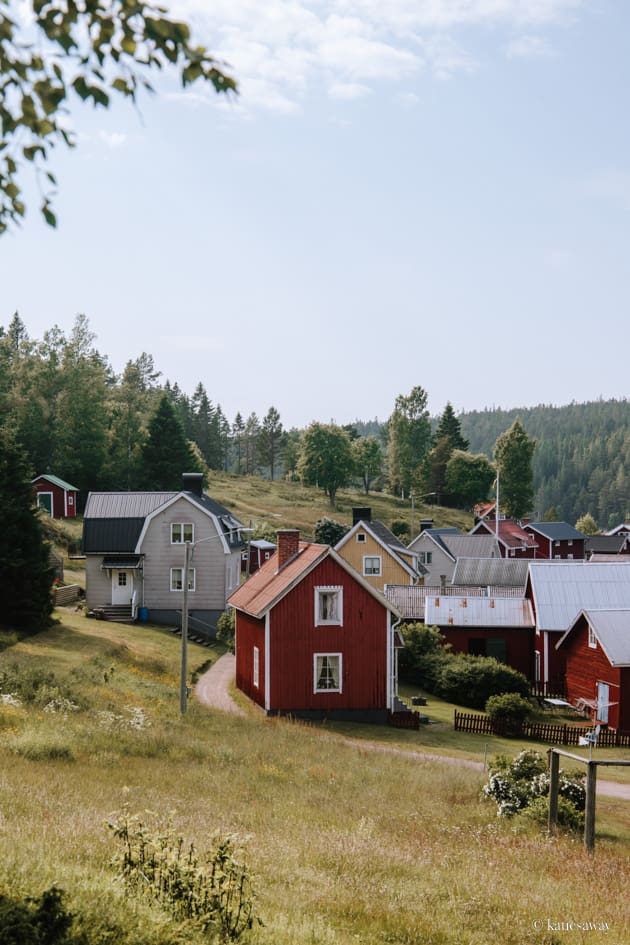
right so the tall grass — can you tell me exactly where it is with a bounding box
[1,614,629,944]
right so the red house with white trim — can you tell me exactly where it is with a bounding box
[32,473,79,518]
[229,530,403,723]
[556,609,630,733]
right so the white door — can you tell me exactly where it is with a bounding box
[597,682,609,724]
[112,570,133,604]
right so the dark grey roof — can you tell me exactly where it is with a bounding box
[441,535,500,560]
[525,522,586,541]
[362,519,408,553]
[83,518,146,553]
[586,535,627,555]
[101,555,142,569]
[421,527,463,555]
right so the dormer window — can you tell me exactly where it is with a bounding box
[588,624,597,649]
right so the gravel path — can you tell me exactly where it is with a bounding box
[194,655,630,799]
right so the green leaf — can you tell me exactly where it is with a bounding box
[42,202,57,227]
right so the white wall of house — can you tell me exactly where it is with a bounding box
[407,533,454,585]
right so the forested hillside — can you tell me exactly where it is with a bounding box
[460,401,630,529]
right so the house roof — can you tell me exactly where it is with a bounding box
[441,535,501,560]
[471,518,538,550]
[32,473,79,492]
[336,519,427,578]
[605,521,630,536]
[425,595,534,629]
[452,556,530,587]
[228,541,401,620]
[586,535,628,555]
[83,489,244,554]
[527,561,630,633]
[557,609,630,666]
[524,522,586,541]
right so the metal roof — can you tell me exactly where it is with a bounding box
[558,609,630,666]
[425,595,534,628]
[441,535,500,560]
[84,492,176,518]
[83,518,146,553]
[528,562,630,633]
[525,522,586,541]
[32,473,79,492]
[452,557,529,587]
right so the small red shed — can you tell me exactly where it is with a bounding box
[229,530,403,723]
[32,474,79,518]
[556,609,630,733]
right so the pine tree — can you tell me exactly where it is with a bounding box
[434,402,469,450]
[0,428,54,632]
[139,394,201,490]
[258,406,285,480]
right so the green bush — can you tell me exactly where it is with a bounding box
[0,886,82,945]
[434,654,530,709]
[398,623,451,691]
[313,517,348,546]
[485,692,533,735]
[216,608,236,653]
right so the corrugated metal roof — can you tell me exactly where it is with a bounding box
[528,562,630,632]
[84,492,176,518]
[425,596,534,628]
[558,609,630,666]
[82,518,146,553]
[452,557,529,587]
[441,535,501,560]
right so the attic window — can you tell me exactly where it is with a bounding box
[356,532,366,543]
[171,523,193,544]
[588,624,597,649]
[315,587,343,626]
[419,551,432,565]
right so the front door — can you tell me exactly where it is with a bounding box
[112,570,133,605]
[597,682,610,724]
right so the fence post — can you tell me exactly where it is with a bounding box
[584,761,597,853]
[547,749,559,834]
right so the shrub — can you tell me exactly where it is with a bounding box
[398,623,451,691]
[0,885,82,945]
[313,517,348,546]
[434,654,530,709]
[216,608,236,653]
[483,750,585,831]
[485,692,533,735]
[390,520,410,541]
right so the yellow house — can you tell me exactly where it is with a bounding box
[335,508,426,591]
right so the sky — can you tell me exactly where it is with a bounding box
[1,0,629,430]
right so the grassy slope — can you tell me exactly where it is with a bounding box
[1,614,629,945]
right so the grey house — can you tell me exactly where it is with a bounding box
[82,473,245,635]
[407,528,500,586]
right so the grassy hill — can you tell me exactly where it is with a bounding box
[1,613,629,944]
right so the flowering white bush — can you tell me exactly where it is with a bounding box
[97,705,151,731]
[483,750,585,824]
[0,692,21,707]
[43,697,80,716]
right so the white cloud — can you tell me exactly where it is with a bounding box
[163,0,585,112]
[506,34,555,59]
[97,130,128,149]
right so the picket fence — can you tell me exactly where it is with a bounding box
[453,711,630,748]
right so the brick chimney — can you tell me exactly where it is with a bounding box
[277,530,300,568]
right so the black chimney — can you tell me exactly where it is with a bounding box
[182,472,203,496]
[352,507,371,526]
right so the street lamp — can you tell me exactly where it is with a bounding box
[179,527,251,715]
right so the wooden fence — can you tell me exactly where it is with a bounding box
[54,584,82,606]
[453,711,630,747]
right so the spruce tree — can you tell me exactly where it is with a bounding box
[139,394,201,490]
[0,428,54,632]
[434,402,469,450]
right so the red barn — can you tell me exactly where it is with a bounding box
[556,609,630,733]
[32,474,79,518]
[228,530,403,723]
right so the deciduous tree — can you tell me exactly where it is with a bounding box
[352,435,383,494]
[387,386,432,496]
[494,419,536,521]
[298,422,354,508]
[444,450,496,509]
[0,0,236,232]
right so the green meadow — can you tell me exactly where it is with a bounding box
[1,611,629,944]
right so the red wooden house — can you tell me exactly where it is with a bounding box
[521,522,586,560]
[32,473,79,518]
[556,610,630,733]
[228,530,403,723]
[469,517,538,558]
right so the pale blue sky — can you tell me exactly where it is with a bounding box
[1,0,629,429]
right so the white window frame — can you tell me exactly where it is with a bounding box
[313,653,342,693]
[170,567,195,592]
[171,523,194,544]
[314,587,343,626]
[356,532,366,543]
[253,646,260,688]
[588,623,597,649]
[363,555,382,576]
[419,551,432,565]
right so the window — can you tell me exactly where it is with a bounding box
[588,624,597,649]
[171,523,193,544]
[568,540,573,547]
[363,556,382,576]
[314,654,342,692]
[253,646,260,688]
[68,495,74,505]
[315,587,343,626]
[170,567,195,591]
[356,532,366,543]
[118,573,127,587]
[419,551,432,565]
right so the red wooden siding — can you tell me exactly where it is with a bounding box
[32,478,77,518]
[562,616,624,731]
[438,626,533,678]
[267,557,389,714]
[235,611,266,710]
